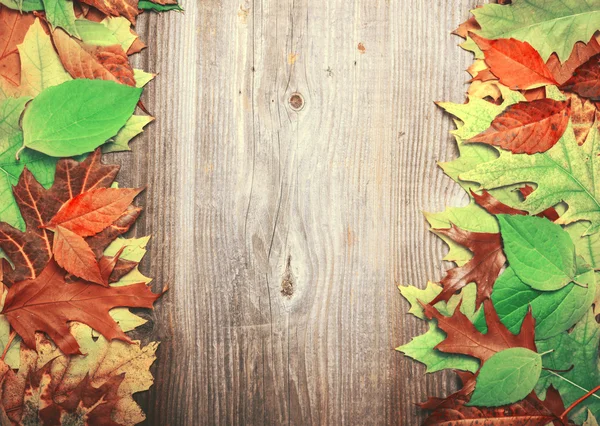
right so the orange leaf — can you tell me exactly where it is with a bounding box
[470,34,557,90]
[467,99,571,154]
[52,28,135,86]
[47,187,142,237]
[561,53,600,100]
[53,226,103,285]
[547,36,600,85]
[0,6,34,90]
[79,0,139,24]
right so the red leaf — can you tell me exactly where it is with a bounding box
[53,225,104,285]
[47,187,142,237]
[547,36,600,85]
[86,206,142,258]
[470,34,557,90]
[561,53,600,100]
[1,260,161,355]
[422,300,536,363]
[467,99,571,154]
[430,226,506,308]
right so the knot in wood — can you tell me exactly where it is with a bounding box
[289,93,304,111]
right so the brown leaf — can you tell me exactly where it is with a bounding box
[561,53,600,100]
[86,206,142,258]
[467,99,571,154]
[547,36,600,85]
[53,225,104,285]
[470,34,557,90]
[0,150,118,286]
[79,0,139,24]
[569,93,599,145]
[47,187,142,237]
[430,226,506,308]
[1,259,161,355]
[52,28,135,86]
[422,300,537,363]
[453,16,480,38]
[0,6,34,91]
[471,187,560,222]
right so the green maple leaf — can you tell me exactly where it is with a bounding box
[473,0,600,62]
[536,309,600,422]
[42,0,79,37]
[463,123,600,234]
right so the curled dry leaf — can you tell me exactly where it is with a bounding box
[467,99,571,154]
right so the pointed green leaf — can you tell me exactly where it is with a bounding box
[42,0,79,37]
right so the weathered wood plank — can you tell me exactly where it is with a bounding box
[114,0,483,424]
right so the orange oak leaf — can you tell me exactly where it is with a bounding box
[1,259,161,355]
[430,226,505,308]
[422,300,537,363]
[561,53,600,100]
[467,99,571,154]
[52,28,135,86]
[470,34,557,90]
[79,0,139,24]
[548,36,600,85]
[0,151,119,286]
[53,225,104,285]
[0,6,34,91]
[46,187,142,237]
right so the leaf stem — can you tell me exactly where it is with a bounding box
[1,331,16,361]
[14,145,25,161]
[560,383,600,421]
[539,349,554,357]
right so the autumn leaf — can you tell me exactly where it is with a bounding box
[52,27,136,86]
[429,225,505,308]
[53,225,104,285]
[561,54,600,100]
[46,187,142,237]
[570,94,599,146]
[466,99,571,154]
[1,259,161,355]
[547,36,600,85]
[470,34,556,90]
[0,6,34,98]
[80,0,139,24]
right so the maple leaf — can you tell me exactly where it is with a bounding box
[429,225,505,308]
[1,259,161,355]
[80,0,139,24]
[470,34,557,90]
[561,54,600,100]
[422,300,536,363]
[0,150,135,287]
[52,27,136,86]
[467,99,571,154]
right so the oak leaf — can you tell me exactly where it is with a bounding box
[547,36,600,85]
[467,99,571,154]
[562,54,600,100]
[430,226,505,308]
[470,34,557,90]
[1,259,160,355]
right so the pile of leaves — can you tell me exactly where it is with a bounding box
[0,0,178,423]
[398,0,600,424]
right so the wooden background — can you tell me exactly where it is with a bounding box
[114,0,485,424]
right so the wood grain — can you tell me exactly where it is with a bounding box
[113,0,484,423]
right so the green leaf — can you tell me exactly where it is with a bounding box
[397,322,479,374]
[134,69,156,88]
[0,0,43,11]
[536,309,600,422]
[42,0,79,37]
[103,115,154,153]
[21,79,143,157]
[17,19,72,97]
[468,347,542,407]
[463,125,600,234]
[0,98,56,230]
[479,264,595,339]
[75,20,120,46]
[472,0,600,62]
[498,214,576,291]
[102,17,137,52]
[138,0,182,11]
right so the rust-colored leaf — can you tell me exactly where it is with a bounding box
[47,187,142,237]
[53,225,104,285]
[467,99,571,154]
[430,226,506,308]
[548,36,600,85]
[86,206,142,257]
[52,28,136,86]
[470,34,557,90]
[470,187,560,221]
[0,6,34,90]
[561,53,600,100]
[79,0,139,24]
[1,259,160,355]
[569,93,599,145]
